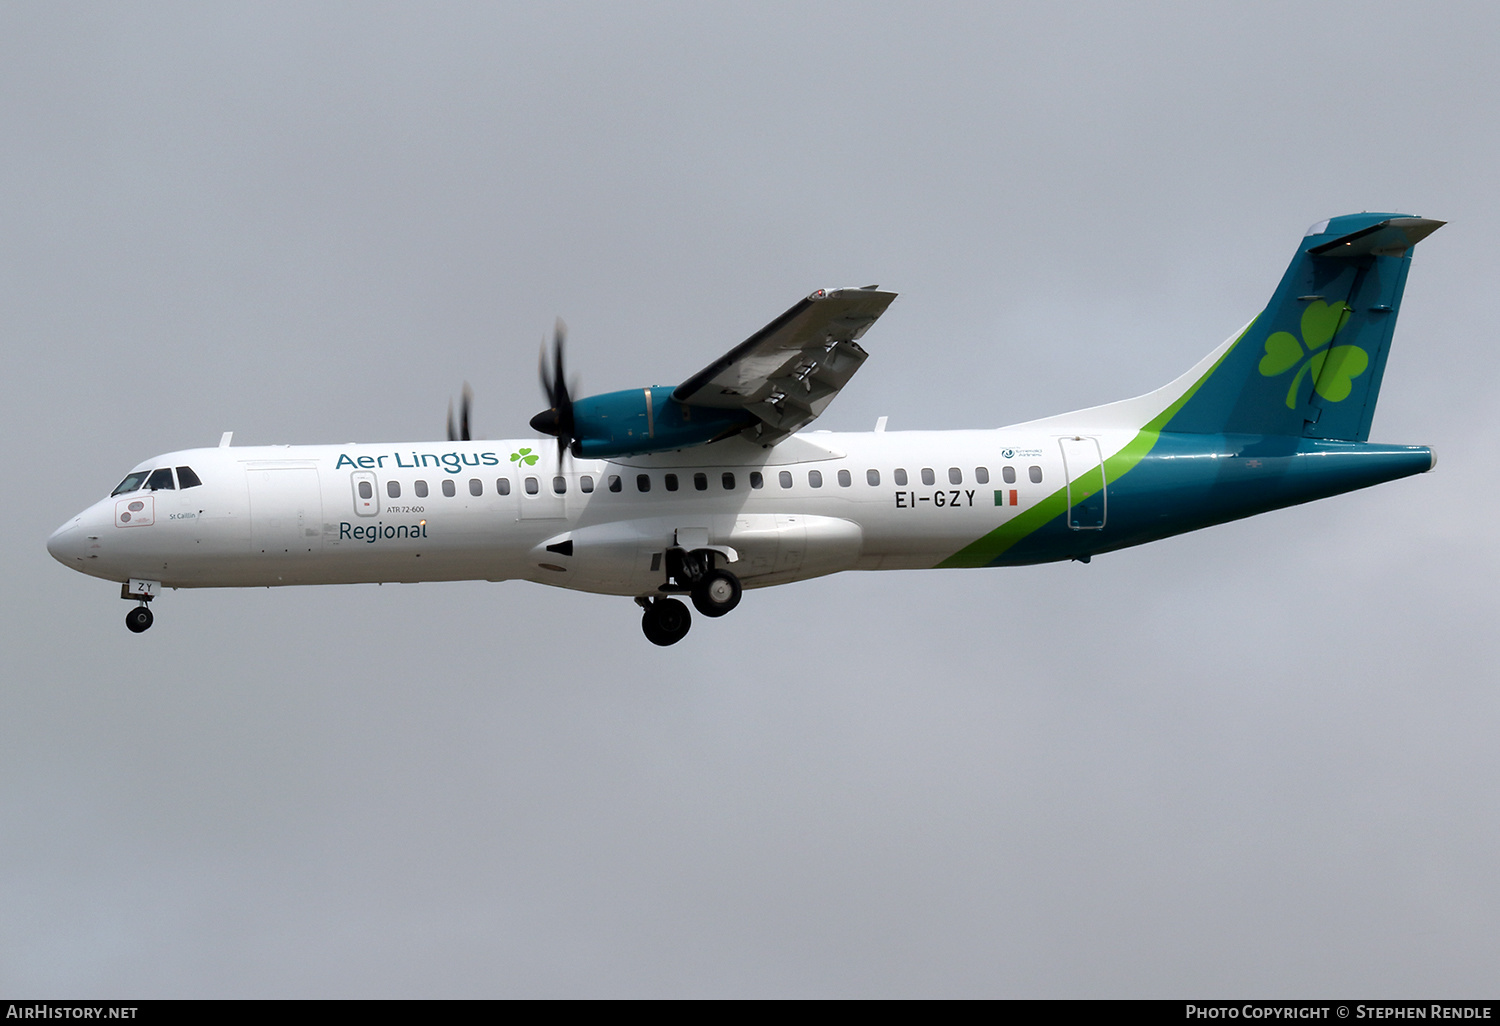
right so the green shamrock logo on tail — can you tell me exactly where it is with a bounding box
[1258,300,1367,409]
[510,448,539,466]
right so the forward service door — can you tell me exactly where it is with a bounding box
[517,470,567,520]
[249,466,325,555]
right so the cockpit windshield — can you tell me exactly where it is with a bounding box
[110,465,202,496]
[111,471,151,496]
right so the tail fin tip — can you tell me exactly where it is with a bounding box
[1305,214,1445,259]
[1163,212,1441,442]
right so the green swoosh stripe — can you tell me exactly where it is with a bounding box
[936,319,1253,569]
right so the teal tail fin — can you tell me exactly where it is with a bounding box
[1166,213,1442,441]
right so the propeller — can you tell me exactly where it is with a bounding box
[530,319,577,461]
[446,382,474,442]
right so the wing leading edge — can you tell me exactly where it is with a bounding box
[673,286,897,446]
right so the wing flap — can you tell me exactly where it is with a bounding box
[672,286,897,443]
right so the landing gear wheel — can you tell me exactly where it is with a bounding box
[125,606,154,633]
[691,569,741,618]
[641,597,691,647]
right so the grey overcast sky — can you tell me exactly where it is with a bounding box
[4,1,1499,998]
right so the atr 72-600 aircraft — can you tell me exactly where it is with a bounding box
[49,213,1441,646]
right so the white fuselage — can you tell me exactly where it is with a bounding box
[48,426,1122,597]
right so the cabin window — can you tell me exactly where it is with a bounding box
[920,468,935,486]
[778,470,793,489]
[808,470,823,488]
[608,475,622,493]
[553,476,567,495]
[111,471,151,496]
[838,469,851,487]
[949,467,962,485]
[388,480,401,498]
[525,477,539,495]
[358,481,373,500]
[750,472,764,489]
[894,468,907,486]
[496,478,511,495]
[1029,465,1043,483]
[469,478,483,496]
[664,474,679,492]
[147,468,175,491]
[637,474,651,493]
[415,480,429,497]
[866,469,880,486]
[580,475,594,493]
[722,472,736,490]
[975,467,989,485]
[176,466,202,489]
[694,472,708,491]
[442,479,457,497]
[1002,466,1016,484]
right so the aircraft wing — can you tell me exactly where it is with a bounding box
[672,286,897,445]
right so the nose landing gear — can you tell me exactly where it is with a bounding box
[125,604,154,633]
[121,579,159,633]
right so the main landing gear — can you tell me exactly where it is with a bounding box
[636,548,744,646]
[639,596,691,647]
[691,568,741,618]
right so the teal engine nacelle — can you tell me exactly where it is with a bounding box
[532,387,758,459]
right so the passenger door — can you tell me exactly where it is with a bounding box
[1059,436,1106,530]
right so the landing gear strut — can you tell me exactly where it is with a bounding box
[639,596,691,647]
[121,580,159,634]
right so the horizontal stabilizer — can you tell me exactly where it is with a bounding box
[1306,217,1445,259]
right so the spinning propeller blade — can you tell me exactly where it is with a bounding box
[530,319,577,461]
[446,382,474,442]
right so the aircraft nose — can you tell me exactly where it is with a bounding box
[46,518,83,566]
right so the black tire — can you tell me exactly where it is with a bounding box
[641,598,691,646]
[691,569,741,618]
[125,606,154,633]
